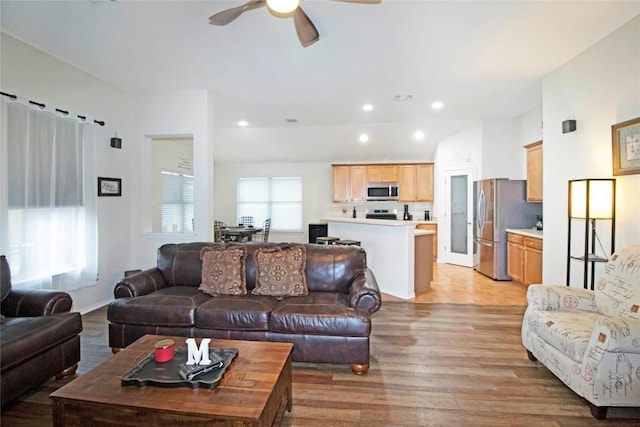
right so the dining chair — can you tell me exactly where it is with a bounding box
[260,218,271,242]
[238,216,255,226]
[213,220,227,242]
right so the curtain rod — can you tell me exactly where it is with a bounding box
[1,91,105,126]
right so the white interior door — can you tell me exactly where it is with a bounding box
[444,169,474,267]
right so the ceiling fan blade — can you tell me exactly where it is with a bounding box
[209,0,266,26]
[292,7,319,48]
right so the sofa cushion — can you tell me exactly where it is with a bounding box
[1,255,11,303]
[0,312,82,373]
[525,309,602,362]
[107,287,211,327]
[594,245,640,320]
[252,245,308,298]
[195,295,279,331]
[199,245,247,296]
[270,292,370,336]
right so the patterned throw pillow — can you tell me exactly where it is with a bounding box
[252,245,308,298]
[199,246,248,296]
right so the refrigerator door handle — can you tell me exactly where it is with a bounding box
[477,190,486,231]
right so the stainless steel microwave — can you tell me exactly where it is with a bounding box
[366,182,399,201]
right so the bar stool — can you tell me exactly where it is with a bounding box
[316,236,340,245]
[333,239,361,246]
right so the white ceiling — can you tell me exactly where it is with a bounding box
[1,0,638,162]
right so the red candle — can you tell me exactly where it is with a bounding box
[154,339,175,363]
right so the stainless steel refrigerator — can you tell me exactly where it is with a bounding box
[473,179,542,280]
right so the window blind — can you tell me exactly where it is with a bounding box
[237,177,302,231]
[161,171,194,233]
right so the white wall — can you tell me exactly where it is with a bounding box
[128,90,214,269]
[481,119,524,180]
[0,33,131,313]
[542,16,640,286]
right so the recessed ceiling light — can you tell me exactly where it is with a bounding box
[238,120,248,127]
[414,130,425,141]
[359,134,369,143]
[431,101,444,110]
[362,104,373,111]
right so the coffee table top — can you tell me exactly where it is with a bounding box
[50,335,293,421]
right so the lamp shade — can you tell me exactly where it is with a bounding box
[569,179,615,219]
[266,0,299,13]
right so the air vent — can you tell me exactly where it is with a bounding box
[286,118,299,123]
[393,95,413,102]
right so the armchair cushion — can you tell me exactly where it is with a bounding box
[525,309,602,362]
[594,245,640,319]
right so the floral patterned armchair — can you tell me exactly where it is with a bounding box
[521,245,640,419]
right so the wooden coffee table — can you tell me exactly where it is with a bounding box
[50,335,293,426]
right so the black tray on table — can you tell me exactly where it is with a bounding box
[121,347,238,389]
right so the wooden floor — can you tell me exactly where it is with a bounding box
[2,263,639,426]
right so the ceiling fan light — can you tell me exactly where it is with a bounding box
[266,0,300,14]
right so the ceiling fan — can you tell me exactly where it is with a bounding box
[209,0,377,48]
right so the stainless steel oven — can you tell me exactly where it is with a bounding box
[366,182,399,201]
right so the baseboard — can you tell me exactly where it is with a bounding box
[78,298,112,315]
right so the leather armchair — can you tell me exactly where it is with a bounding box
[0,255,83,406]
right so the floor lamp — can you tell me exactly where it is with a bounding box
[566,178,616,289]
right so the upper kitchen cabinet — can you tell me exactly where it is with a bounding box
[366,165,398,183]
[398,164,434,202]
[332,165,367,202]
[525,141,543,203]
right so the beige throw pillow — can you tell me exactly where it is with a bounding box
[199,246,248,296]
[252,245,308,298]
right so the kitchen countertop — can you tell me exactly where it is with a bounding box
[506,228,543,239]
[321,217,437,227]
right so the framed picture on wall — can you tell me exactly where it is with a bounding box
[612,116,640,176]
[98,177,122,197]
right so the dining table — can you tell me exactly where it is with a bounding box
[222,225,263,242]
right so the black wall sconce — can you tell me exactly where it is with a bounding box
[110,133,122,149]
[562,119,577,134]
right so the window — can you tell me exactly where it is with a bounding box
[237,177,302,231]
[161,171,194,233]
[1,99,97,290]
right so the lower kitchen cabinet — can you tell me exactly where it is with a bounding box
[416,223,437,260]
[507,232,542,285]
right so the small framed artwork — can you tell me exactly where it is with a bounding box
[98,177,122,197]
[612,116,640,176]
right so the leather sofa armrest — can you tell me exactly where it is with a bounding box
[1,289,72,316]
[526,284,596,313]
[348,268,382,314]
[113,268,168,298]
[589,317,640,354]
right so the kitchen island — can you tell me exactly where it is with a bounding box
[320,217,435,299]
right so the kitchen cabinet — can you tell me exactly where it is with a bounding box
[525,141,542,203]
[334,163,432,203]
[507,233,524,283]
[366,165,398,183]
[398,164,434,202]
[523,236,543,286]
[332,165,366,202]
[507,231,542,285]
[416,223,438,260]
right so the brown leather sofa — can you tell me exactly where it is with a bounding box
[0,255,83,407]
[108,242,382,374]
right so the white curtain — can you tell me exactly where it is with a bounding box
[0,99,98,291]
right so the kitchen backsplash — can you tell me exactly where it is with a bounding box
[326,201,435,221]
